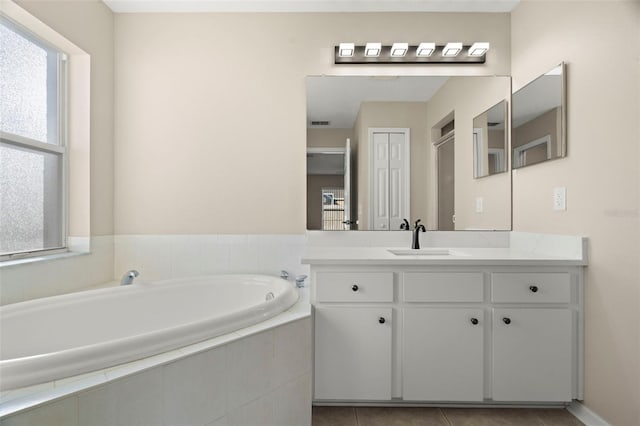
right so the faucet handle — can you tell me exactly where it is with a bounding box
[295,275,307,288]
[400,219,410,230]
[280,270,289,280]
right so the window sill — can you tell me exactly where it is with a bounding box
[0,251,88,268]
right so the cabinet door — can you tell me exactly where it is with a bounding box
[492,308,573,401]
[403,308,484,401]
[314,306,392,400]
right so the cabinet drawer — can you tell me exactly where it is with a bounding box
[491,273,571,303]
[315,272,393,302]
[403,272,484,302]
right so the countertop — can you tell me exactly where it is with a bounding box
[302,246,588,266]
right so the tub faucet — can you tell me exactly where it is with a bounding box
[412,219,426,249]
[121,270,139,285]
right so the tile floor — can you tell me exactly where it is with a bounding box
[312,406,584,426]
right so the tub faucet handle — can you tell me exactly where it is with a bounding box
[280,270,290,280]
[121,270,139,286]
[295,275,307,288]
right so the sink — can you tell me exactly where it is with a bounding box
[388,248,451,256]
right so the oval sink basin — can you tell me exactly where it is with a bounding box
[388,248,451,256]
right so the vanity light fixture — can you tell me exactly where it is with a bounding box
[338,43,355,57]
[334,42,487,64]
[442,42,463,57]
[390,42,409,57]
[416,42,435,57]
[468,42,490,57]
[365,42,382,57]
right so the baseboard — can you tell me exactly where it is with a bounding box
[567,401,610,426]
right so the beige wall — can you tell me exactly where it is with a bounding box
[354,101,429,230]
[113,12,511,234]
[15,0,114,237]
[426,77,512,230]
[307,128,353,149]
[511,1,640,424]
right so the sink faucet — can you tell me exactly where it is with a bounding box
[121,270,139,285]
[412,219,426,249]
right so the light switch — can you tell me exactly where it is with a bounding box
[475,197,484,213]
[553,187,567,210]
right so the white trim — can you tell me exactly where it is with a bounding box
[307,147,345,155]
[567,401,610,426]
[513,134,551,168]
[473,128,483,177]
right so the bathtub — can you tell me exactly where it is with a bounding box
[0,274,298,392]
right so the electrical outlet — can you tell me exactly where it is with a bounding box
[475,197,484,213]
[553,187,567,210]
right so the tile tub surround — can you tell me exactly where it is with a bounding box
[113,234,309,282]
[0,290,311,423]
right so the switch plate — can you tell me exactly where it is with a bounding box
[475,197,484,213]
[553,187,567,210]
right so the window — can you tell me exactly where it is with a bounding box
[0,16,67,259]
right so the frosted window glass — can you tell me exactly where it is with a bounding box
[0,21,56,143]
[0,143,63,254]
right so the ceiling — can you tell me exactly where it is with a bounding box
[102,0,520,13]
[306,76,449,129]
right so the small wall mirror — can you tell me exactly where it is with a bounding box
[473,99,507,178]
[512,63,566,169]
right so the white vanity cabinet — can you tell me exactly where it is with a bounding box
[491,272,574,402]
[310,266,583,404]
[313,272,394,400]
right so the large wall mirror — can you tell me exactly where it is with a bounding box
[512,63,566,168]
[306,75,512,231]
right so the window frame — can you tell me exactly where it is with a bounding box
[0,14,69,261]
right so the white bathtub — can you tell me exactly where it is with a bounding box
[0,274,298,391]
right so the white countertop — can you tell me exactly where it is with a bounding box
[302,232,588,266]
[302,246,587,266]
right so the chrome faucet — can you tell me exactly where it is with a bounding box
[121,270,139,285]
[412,219,426,249]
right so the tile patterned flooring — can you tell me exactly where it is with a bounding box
[312,406,585,426]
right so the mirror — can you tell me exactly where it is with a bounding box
[512,63,566,169]
[473,100,507,178]
[306,75,512,231]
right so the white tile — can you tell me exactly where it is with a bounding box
[114,235,139,281]
[225,330,274,411]
[1,396,77,426]
[229,238,260,274]
[110,368,163,426]
[169,235,203,278]
[227,395,274,426]
[135,235,173,281]
[273,318,312,388]
[104,349,183,381]
[162,347,227,426]
[200,235,231,275]
[272,373,312,426]
[206,416,228,426]
[78,384,117,426]
[0,267,25,305]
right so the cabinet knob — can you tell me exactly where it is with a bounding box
[470,318,479,325]
[529,285,539,293]
[378,317,386,324]
[502,317,511,325]
[352,284,359,292]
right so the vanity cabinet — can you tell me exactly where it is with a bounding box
[310,266,583,404]
[313,272,394,400]
[491,272,574,402]
[403,307,484,401]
